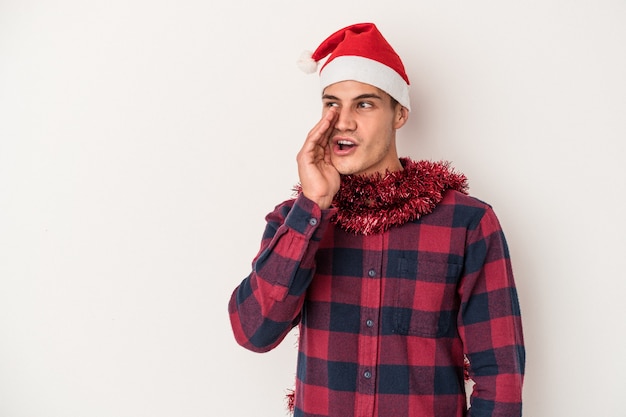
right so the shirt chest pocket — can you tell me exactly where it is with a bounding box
[389,259,461,338]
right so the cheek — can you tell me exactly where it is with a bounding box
[367,121,392,138]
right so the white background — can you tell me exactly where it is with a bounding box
[1,1,625,416]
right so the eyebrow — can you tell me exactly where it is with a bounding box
[322,93,384,101]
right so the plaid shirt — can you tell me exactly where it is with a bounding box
[229,190,525,417]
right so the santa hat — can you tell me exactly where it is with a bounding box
[298,22,411,110]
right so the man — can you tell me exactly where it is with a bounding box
[229,23,525,417]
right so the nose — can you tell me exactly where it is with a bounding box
[334,107,356,132]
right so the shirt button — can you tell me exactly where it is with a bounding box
[308,218,318,226]
[363,371,372,379]
[367,269,376,277]
[366,319,374,327]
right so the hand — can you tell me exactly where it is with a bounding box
[296,109,340,209]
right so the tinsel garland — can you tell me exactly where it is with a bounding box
[296,158,468,235]
[331,158,468,234]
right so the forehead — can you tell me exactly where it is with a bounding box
[322,80,390,101]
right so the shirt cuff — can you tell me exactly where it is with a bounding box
[284,193,336,240]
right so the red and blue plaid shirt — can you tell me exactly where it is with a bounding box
[229,190,524,417]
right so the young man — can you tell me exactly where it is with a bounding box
[229,23,525,417]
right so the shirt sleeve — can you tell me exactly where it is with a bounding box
[228,193,335,353]
[457,206,525,417]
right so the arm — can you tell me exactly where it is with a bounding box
[228,194,334,352]
[229,108,341,352]
[458,207,525,417]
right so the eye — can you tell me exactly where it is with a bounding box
[357,101,373,109]
[324,102,339,108]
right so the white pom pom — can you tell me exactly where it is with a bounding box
[297,50,318,74]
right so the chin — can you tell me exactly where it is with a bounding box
[332,158,357,176]
[334,163,358,176]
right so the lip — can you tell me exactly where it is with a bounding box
[332,136,358,156]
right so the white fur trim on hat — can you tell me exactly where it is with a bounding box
[320,55,411,110]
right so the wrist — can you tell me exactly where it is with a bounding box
[302,192,333,210]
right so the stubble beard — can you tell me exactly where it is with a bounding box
[332,138,393,177]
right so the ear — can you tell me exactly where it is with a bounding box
[393,105,409,129]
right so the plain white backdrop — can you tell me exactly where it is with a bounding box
[1,1,625,416]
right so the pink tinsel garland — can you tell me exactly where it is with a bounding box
[297,158,468,235]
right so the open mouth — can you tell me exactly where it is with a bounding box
[337,139,356,151]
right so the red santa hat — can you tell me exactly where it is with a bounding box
[298,23,411,110]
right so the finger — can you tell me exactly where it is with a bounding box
[323,139,333,165]
[307,108,337,135]
[321,109,338,143]
[305,109,337,146]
